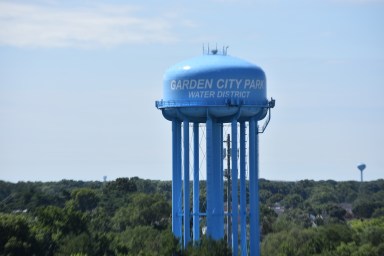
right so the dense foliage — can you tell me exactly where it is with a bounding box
[0,178,383,255]
[258,179,384,256]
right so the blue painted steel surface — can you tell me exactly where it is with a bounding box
[193,123,200,243]
[249,118,260,256]
[231,120,239,256]
[206,116,214,238]
[214,121,224,239]
[156,53,269,123]
[161,55,266,106]
[240,122,248,256]
[255,132,261,256]
[172,121,182,239]
[206,117,225,240]
[157,52,273,254]
[183,120,190,247]
[218,123,224,239]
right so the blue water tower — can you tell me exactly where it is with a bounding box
[156,48,275,256]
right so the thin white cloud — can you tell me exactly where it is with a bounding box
[0,2,180,48]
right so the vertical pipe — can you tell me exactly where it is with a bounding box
[183,120,190,247]
[206,116,214,238]
[255,122,260,256]
[216,122,224,239]
[239,122,247,256]
[249,118,260,256]
[226,134,232,247]
[172,120,182,239]
[231,119,238,256]
[212,121,221,239]
[193,123,200,243]
[206,117,224,240]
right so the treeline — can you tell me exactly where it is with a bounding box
[0,178,383,255]
[258,179,384,255]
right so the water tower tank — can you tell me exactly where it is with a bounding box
[156,51,270,123]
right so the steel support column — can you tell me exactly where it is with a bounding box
[206,117,224,240]
[183,120,190,247]
[219,123,224,237]
[231,119,238,256]
[254,122,260,256]
[193,123,200,243]
[239,122,247,256]
[172,120,182,239]
[214,122,224,239]
[249,118,260,256]
[206,116,214,238]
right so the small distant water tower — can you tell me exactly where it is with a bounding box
[357,163,366,182]
[156,48,275,256]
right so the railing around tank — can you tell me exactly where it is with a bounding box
[155,99,270,109]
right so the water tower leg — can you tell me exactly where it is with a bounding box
[213,120,224,239]
[215,122,224,239]
[240,122,248,256]
[249,118,260,256]
[193,123,200,243]
[172,120,182,240]
[231,119,239,256]
[183,120,190,247]
[206,117,224,240]
[255,124,260,256]
[206,116,214,238]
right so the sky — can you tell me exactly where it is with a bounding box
[0,0,383,182]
